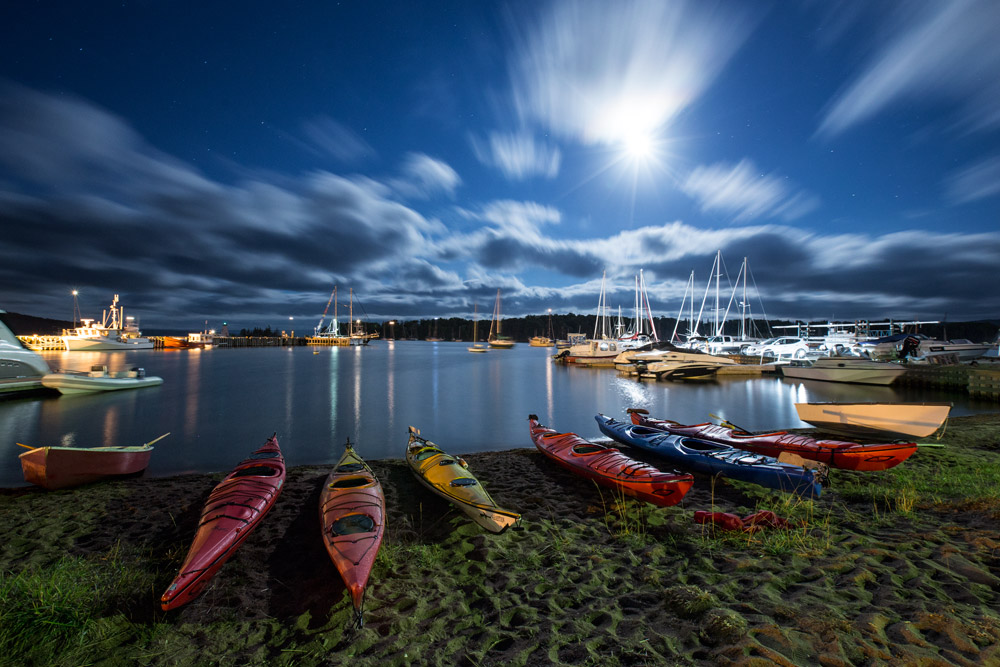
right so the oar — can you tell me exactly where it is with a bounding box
[15,443,36,450]
[709,413,749,432]
[144,432,171,447]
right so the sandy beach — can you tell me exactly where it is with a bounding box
[2,413,999,666]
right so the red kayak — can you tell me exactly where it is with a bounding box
[319,440,384,628]
[161,434,286,611]
[528,415,693,507]
[628,408,916,472]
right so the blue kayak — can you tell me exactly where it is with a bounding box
[595,414,822,498]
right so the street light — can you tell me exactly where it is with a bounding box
[389,320,396,340]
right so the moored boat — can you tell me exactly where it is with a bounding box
[0,311,50,395]
[528,414,694,507]
[794,402,952,440]
[161,434,286,611]
[596,414,822,498]
[41,365,163,395]
[17,433,166,490]
[61,294,153,350]
[487,289,516,349]
[405,427,519,533]
[779,356,907,385]
[628,408,917,472]
[319,440,384,628]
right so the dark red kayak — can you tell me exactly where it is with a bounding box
[528,414,693,507]
[628,408,917,472]
[161,434,285,611]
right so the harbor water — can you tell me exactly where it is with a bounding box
[1,342,993,488]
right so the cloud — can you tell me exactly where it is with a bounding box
[818,0,1000,137]
[680,160,819,222]
[300,116,374,163]
[470,131,561,180]
[507,0,755,146]
[389,152,461,199]
[945,156,1000,204]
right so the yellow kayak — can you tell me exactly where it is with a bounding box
[405,427,520,533]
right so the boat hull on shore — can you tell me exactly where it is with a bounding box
[794,402,952,440]
[528,415,694,507]
[628,408,918,472]
[19,444,154,490]
[405,427,520,533]
[320,442,384,627]
[596,414,822,498]
[161,434,285,611]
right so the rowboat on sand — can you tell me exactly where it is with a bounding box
[627,408,917,472]
[405,426,520,533]
[528,414,694,507]
[596,415,823,498]
[17,433,167,490]
[319,439,385,628]
[161,434,285,611]
[794,402,952,440]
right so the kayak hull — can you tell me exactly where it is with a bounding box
[628,409,917,472]
[597,415,822,498]
[319,444,385,618]
[406,428,519,533]
[160,435,285,611]
[529,415,693,507]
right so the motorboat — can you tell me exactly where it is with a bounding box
[853,333,989,363]
[61,294,153,350]
[794,402,952,440]
[780,356,907,386]
[0,311,51,395]
[613,344,738,378]
[41,365,163,395]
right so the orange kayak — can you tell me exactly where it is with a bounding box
[319,440,384,628]
[161,434,285,611]
[628,408,917,472]
[528,415,693,507]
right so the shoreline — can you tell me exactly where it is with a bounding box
[2,414,999,665]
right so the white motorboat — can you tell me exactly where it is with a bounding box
[0,311,51,394]
[780,356,907,386]
[61,294,153,350]
[41,365,163,395]
[854,333,989,363]
[794,402,952,439]
[613,345,738,374]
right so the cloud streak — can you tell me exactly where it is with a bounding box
[680,160,818,223]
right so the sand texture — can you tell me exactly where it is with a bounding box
[1,413,999,665]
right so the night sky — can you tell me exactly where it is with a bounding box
[1,1,998,332]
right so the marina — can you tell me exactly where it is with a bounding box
[1,342,994,488]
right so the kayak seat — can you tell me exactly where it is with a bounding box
[414,447,442,461]
[335,463,365,473]
[330,513,375,535]
[572,444,605,455]
[450,478,479,487]
[231,465,280,478]
[248,451,281,460]
[330,476,372,489]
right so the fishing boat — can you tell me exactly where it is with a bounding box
[487,289,515,349]
[779,356,907,385]
[528,415,694,507]
[468,303,488,353]
[61,294,153,350]
[794,402,952,440]
[0,311,50,395]
[595,415,822,498]
[41,365,163,395]
[319,440,384,628]
[161,434,286,611]
[17,433,166,490]
[628,408,918,472]
[405,426,519,533]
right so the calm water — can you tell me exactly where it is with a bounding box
[2,342,994,487]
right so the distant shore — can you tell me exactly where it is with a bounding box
[2,413,1000,665]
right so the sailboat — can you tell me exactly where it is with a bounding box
[487,289,515,349]
[468,304,488,353]
[530,309,556,347]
